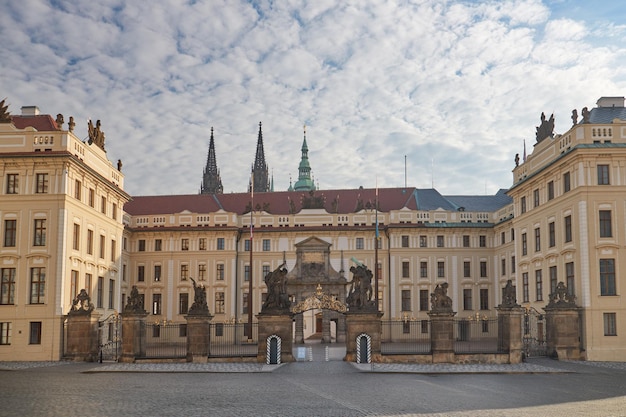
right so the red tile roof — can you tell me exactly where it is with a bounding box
[11,115,60,131]
[125,188,418,216]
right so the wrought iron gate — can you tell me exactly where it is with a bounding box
[522,307,547,357]
[98,312,121,362]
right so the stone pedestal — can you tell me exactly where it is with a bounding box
[65,312,101,362]
[496,306,524,364]
[345,311,383,363]
[257,313,294,363]
[120,312,148,363]
[545,308,581,360]
[428,311,456,363]
[294,314,304,344]
[186,314,212,363]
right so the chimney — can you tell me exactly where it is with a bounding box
[596,97,625,108]
[21,106,40,116]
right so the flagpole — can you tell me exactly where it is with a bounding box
[375,178,379,311]
[248,172,254,340]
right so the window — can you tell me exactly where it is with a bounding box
[242,293,249,314]
[479,235,486,247]
[549,266,557,295]
[547,181,554,201]
[181,238,189,251]
[70,270,78,301]
[244,239,251,251]
[198,264,206,281]
[3,219,16,247]
[501,232,505,245]
[463,289,472,310]
[244,265,250,282]
[598,164,610,185]
[101,196,107,215]
[74,179,81,200]
[85,273,92,295]
[112,203,117,220]
[402,261,410,278]
[35,173,48,193]
[263,265,270,278]
[199,238,206,251]
[217,264,225,280]
[1,268,16,305]
[511,256,516,273]
[437,261,445,278]
[521,233,527,256]
[88,189,95,207]
[110,239,116,262]
[215,292,225,314]
[0,322,11,345]
[356,238,364,250]
[87,230,93,255]
[137,265,145,282]
[436,235,444,248]
[33,219,46,246]
[217,237,225,250]
[463,261,470,278]
[600,259,616,296]
[108,279,114,309]
[549,222,555,247]
[154,239,162,251]
[419,290,429,311]
[521,196,526,214]
[401,290,411,311]
[99,235,105,259]
[152,294,161,315]
[511,228,515,241]
[479,289,488,310]
[215,323,224,337]
[419,236,427,248]
[401,235,409,248]
[563,171,571,193]
[72,224,80,250]
[97,277,103,308]
[501,258,506,276]
[420,261,428,278]
[522,273,529,303]
[179,293,189,314]
[138,239,146,252]
[29,267,45,304]
[180,264,189,281]
[154,265,161,282]
[6,173,18,194]
[533,189,539,208]
[152,324,161,338]
[462,235,470,247]
[599,210,612,238]
[535,270,543,301]
[29,322,42,344]
[604,313,617,336]
[564,215,572,242]
[566,262,575,296]
[534,227,541,252]
[263,239,270,251]
[480,261,487,278]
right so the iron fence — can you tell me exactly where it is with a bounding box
[141,322,187,359]
[454,317,503,353]
[209,322,258,358]
[381,320,431,354]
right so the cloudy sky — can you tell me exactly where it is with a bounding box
[1,0,625,197]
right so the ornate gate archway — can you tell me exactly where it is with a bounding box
[291,284,348,344]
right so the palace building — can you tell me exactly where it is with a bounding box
[1,96,625,361]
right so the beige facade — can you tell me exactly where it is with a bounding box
[1,96,625,361]
[0,107,129,361]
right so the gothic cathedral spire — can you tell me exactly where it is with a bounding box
[250,121,270,192]
[200,127,223,194]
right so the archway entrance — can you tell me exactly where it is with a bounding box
[291,284,348,361]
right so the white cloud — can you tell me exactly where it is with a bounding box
[1,0,625,196]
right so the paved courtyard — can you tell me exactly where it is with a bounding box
[1,357,626,417]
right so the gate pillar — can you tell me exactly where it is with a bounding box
[65,311,101,362]
[257,313,294,363]
[496,306,524,364]
[185,314,212,363]
[428,311,456,363]
[544,281,582,360]
[120,312,148,362]
[345,311,382,362]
